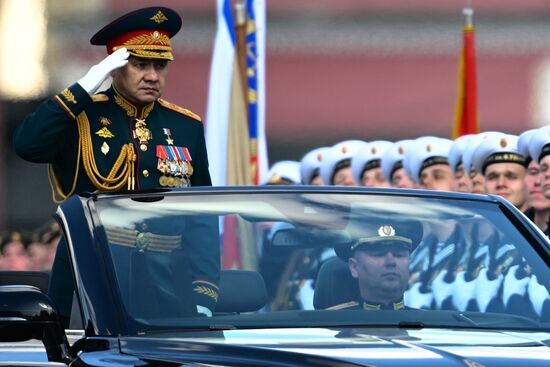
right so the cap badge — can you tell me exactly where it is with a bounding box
[426,144,432,152]
[500,138,507,148]
[100,117,112,126]
[150,10,168,24]
[371,147,377,154]
[341,146,348,154]
[317,152,324,161]
[398,146,405,154]
[378,225,396,237]
[95,127,115,139]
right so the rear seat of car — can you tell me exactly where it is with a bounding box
[216,270,267,314]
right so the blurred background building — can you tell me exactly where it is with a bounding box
[2,0,550,229]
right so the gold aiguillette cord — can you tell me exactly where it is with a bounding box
[48,111,137,204]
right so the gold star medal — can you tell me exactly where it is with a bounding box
[163,128,174,145]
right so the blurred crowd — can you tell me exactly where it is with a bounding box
[0,221,60,272]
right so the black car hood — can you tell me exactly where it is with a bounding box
[119,327,550,367]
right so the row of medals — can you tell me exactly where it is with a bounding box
[158,159,193,187]
[134,119,193,187]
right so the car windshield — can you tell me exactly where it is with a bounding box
[91,190,550,332]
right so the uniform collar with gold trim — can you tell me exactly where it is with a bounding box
[362,298,405,310]
[112,86,155,119]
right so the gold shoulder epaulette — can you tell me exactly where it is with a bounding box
[326,301,359,310]
[158,98,202,122]
[91,94,109,102]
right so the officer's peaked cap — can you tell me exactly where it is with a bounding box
[90,7,182,60]
[335,218,423,261]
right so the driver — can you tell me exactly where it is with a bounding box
[330,219,423,310]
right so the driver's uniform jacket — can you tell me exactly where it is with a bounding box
[327,297,411,310]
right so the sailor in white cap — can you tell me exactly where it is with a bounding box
[522,126,550,319]
[461,131,502,195]
[320,140,367,186]
[404,136,455,191]
[528,125,550,203]
[381,139,416,189]
[263,160,301,185]
[300,147,329,185]
[471,133,535,316]
[449,134,475,193]
[351,141,393,187]
[472,133,528,211]
[518,129,550,232]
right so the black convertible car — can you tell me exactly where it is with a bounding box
[1,186,549,366]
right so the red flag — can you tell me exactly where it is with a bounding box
[222,215,241,269]
[453,7,480,139]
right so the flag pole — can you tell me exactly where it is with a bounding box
[234,0,249,123]
[452,6,479,139]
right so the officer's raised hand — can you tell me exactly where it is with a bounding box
[78,47,129,95]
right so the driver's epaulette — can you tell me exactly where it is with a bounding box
[157,98,202,122]
[91,93,109,102]
[325,301,359,310]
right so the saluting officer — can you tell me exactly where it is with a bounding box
[14,7,219,323]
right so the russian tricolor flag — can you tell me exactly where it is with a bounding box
[205,0,268,186]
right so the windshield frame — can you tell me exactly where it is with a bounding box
[62,186,550,336]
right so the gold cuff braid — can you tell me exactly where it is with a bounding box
[48,112,137,204]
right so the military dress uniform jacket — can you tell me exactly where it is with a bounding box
[14,82,212,195]
[327,297,410,311]
[14,83,219,319]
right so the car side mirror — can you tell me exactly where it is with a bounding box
[0,285,71,362]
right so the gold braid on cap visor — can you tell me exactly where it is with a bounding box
[351,236,412,251]
[112,32,174,60]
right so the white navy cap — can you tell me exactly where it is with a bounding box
[351,140,393,184]
[472,133,527,175]
[449,134,474,173]
[462,131,502,174]
[381,139,414,183]
[300,147,329,184]
[263,160,301,185]
[404,136,453,183]
[320,140,367,185]
[528,125,550,163]
[517,128,538,162]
